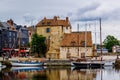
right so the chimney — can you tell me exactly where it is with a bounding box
[24,25,27,28]
[7,19,14,26]
[54,16,57,21]
[66,17,69,22]
[44,17,46,22]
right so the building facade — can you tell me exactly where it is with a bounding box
[2,30,17,51]
[0,19,29,57]
[112,45,120,53]
[0,20,17,56]
[16,25,29,48]
[27,26,36,43]
[36,16,71,59]
[60,32,93,59]
[0,23,4,55]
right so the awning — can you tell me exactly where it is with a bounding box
[2,48,12,50]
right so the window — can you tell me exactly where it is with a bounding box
[9,32,12,36]
[66,27,68,29]
[9,38,12,42]
[46,28,50,33]
[42,22,44,25]
[80,41,85,46]
[71,41,76,46]
[9,44,12,48]
[13,33,15,36]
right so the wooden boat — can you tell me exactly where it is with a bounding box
[11,61,44,67]
[72,60,104,68]
[72,19,105,68]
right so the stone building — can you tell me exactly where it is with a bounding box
[60,31,93,59]
[112,45,120,53]
[27,26,36,43]
[36,16,72,59]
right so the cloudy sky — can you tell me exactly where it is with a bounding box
[0,0,120,43]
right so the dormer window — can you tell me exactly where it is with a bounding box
[71,41,76,46]
[81,41,85,46]
[42,22,44,25]
[47,22,51,25]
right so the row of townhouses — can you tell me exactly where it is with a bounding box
[0,19,29,56]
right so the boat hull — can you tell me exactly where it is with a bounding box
[72,61,104,68]
[11,61,44,67]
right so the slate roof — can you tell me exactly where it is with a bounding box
[1,22,9,29]
[61,31,92,47]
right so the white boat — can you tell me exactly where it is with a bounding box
[11,61,44,67]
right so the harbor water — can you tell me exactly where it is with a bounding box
[1,66,120,80]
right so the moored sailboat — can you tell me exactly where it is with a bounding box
[72,18,104,68]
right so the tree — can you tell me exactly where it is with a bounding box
[31,33,47,57]
[103,35,120,52]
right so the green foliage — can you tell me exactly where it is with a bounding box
[31,33,47,57]
[27,42,30,47]
[103,35,120,52]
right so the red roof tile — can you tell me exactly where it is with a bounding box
[36,16,71,27]
[61,31,92,47]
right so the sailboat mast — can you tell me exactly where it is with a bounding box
[18,29,21,55]
[100,18,102,61]
[77,24,79,57]
[94,21,97,56]
[85,24,87,59]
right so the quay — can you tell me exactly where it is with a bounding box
[0,57,72,66]
[0,55,118,67]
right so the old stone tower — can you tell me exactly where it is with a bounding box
[36,16,71,59]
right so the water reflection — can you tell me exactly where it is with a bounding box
[1,66,120,80]
[1,67,45,80]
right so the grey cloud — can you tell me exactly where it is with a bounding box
[69,2,101,22]
[69,1,120,22]
[77,2,100,16]
[102,8,120,20]
[23,13,36,23]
